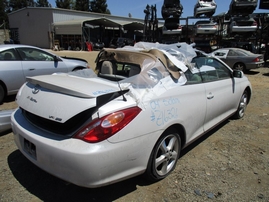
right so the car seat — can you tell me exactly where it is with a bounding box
[4,53,12,60]
[101,61,115,74]
[129,65,141,77]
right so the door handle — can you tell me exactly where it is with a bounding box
[207,92,214,99]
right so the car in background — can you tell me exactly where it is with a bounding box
[229,0,257,16]
[0,44,89,104]
[229,17,257,33]
[161,0,183,20]
[109,37,135,48]
[0,109,15,133]
[90,38,104,50]
[11,42,252,188]
[194,0,217,18]
[162,24,182,35]
[194,20,218,35]
[211,47,264,72]
[162,17,182,35]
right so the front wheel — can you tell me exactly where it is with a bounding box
[233,90,248,119]
[145,128,181,181]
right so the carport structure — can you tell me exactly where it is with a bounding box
[52,17,145,50]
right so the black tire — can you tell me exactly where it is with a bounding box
[145,128,181,181]
[233,63,246,72]
[0,85,4,104]
[233,90,248,119]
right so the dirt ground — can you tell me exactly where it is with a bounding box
[0,52,268,201]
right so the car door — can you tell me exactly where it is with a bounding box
[16,47,68,78]
[181,73,207,143]
[200,58,240,131]
[0,48,25,94]
[224,49,241,68]
[212,49,229,64]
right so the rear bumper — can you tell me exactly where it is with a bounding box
[196,28,217,35]
[231,26,257,33]
[162,29,182,35]
[11,108,152,188]
[246,62,264,70]
[0,109,15,133]
[195,7,216,15]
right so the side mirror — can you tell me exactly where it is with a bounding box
[53,55,59,62]
[233,70,243,78]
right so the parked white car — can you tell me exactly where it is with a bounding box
[0,44,89,104]
[194,0,217,18]
[11,42,252,188]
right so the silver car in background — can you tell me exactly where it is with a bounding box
[194,20,218,35]
[194,0,217,18]
[229,17,257,34]
[211,47,264,72]
[0,44,89,104]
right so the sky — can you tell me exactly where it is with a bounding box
[48,0,267,20]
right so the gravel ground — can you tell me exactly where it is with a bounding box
[0,67,268,202]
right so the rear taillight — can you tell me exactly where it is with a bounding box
[252,57,260,62]
[253,21,257,26]
[74,107,142,143]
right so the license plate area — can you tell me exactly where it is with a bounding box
[24,138,37,160]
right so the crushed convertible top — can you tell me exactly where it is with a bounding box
[69,42,198,107]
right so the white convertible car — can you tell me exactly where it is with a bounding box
[11,42,252,188]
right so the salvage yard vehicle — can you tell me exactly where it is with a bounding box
[162,18,183,35]
[194,20,218,35]
[194,0,217,18]
[0,44,89,104]
[211,47,264,72]
[11,42,252,188]
[229,17,257,34]
[161,0,183,20]
[229,0,258,16]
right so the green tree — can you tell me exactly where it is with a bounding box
[36,0,51,7]
[8,0,35,12]
[56,0,73,9]
[75,0,89,11]
[90,0,110,14]
[0,0,9,28]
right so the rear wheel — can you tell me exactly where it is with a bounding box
[233,90,248,119]
[145,128,181,181]
[233,63,246,72]
[0,85,5,104]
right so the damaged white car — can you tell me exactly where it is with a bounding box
[11,42,252,188]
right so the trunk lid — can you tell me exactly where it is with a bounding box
[16,74,121,123]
